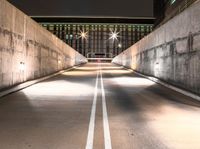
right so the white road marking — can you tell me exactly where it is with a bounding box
[85,70,99,149]
[100,65,112,149]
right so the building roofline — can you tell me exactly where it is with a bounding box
[31,16,155,24]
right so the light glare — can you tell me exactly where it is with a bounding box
[23,80,94,97]
[79,30,88,40]
[111,77,155,86]
[109,29,120,41]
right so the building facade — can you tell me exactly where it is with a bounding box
[40,23,153,58]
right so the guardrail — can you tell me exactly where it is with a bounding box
[87,58,113,62]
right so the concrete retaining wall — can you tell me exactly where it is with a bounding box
[0,0,87,90]
[113,1,200,95]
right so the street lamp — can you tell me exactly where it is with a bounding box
[109,29,119,41]
[118,43,122,48]
[79,30,88,40]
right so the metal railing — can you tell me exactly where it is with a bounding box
[86,52,113,58]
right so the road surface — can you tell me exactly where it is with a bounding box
[0,62,200,149]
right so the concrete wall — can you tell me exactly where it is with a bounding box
[0,0,87,90]
[113,1,200,95]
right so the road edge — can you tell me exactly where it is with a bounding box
[113,63,200,102]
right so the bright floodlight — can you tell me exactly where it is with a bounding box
[81,32,86,38]
[118,43,122,48]
[109,29,120,41]
[79,30,88,40]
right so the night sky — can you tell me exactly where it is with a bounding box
[8,0,153,18]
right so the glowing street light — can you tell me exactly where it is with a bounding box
[109,29,120,41]
[118,43,122,48]
[81,32,86,38]
[79,30,88,40]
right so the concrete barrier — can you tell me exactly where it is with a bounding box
[0,0,87,91]
[113,1,200,96]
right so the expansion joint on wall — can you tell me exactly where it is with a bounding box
[187,32,193,53]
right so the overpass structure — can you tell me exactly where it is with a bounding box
[1,0,200,148]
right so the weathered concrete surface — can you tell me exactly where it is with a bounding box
[0,0,87,90]
[113,1,200,95]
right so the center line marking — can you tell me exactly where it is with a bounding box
[100,64,112,149]
[85,70,99,149]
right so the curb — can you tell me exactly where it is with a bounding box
[0,65,79,98]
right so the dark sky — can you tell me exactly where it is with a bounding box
[8,0,153,18]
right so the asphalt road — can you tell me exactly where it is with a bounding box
[0,62,200,149]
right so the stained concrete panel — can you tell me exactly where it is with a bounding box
[193,35,200,51]
[0,0,87,90]
[176,39,188,54]
[113,1,200,95]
